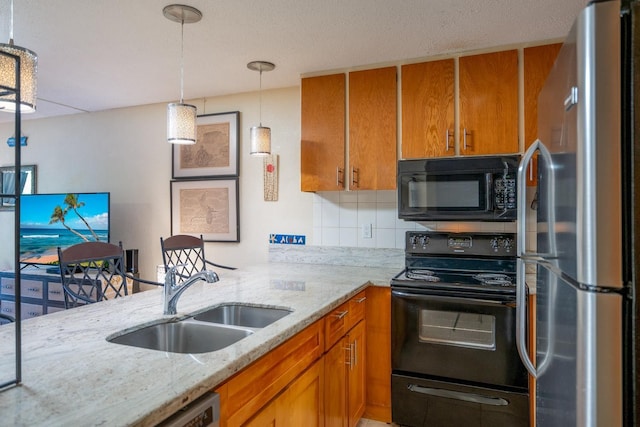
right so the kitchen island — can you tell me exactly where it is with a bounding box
[0,262,396,426]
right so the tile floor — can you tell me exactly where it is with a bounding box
[357,418,396,427]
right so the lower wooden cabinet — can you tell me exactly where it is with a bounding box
[347,320,366,427]
[245,358,324,427]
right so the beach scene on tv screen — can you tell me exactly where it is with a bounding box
[20,193,109,265]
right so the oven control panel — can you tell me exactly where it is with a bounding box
[406,231,516,257]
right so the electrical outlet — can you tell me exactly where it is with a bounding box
[361,223,372,239]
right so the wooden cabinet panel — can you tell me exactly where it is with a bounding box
[218,320,323,427]
[301,74,346,192]
[348,67,397,190]
[325,301,349,351]
[524,43,562,186]
[347,320,366,427]
[324,337,348,427]
[347,290,366,331]
[459,50,519,155]
[401,59,455,158]
[363,286,391,422]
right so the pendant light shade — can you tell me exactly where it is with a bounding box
[248,61,275,156]
[250,125,271,155]
[167,102,197,144]
[164,4,201,145]
[0,0,38,113]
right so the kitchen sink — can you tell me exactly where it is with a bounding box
[193,304,292,329]
[108,320,253,354]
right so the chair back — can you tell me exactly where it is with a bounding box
[57,241,129,309]
[160,234,207,281]
[0,313,15,325]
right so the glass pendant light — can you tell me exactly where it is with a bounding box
[248,61,275,156]
[0,0,37,113]
[164,4,201,144]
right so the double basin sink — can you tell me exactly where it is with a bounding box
[108,304,292,354]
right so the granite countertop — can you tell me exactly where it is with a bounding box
[0,262,397,427]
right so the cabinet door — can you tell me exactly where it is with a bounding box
[364,286,391,422]
[301,74,346,192]
[524,44,562,186]
[244,399,276,427]
[347,320,366,427]
[459,50,519,155]
[324,337,348,427]
[278,358,324,427]
[349,67,397,190]
[401,59,455,158]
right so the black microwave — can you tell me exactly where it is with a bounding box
[397,155,521,222]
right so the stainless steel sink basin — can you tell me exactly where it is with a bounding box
[108,320,253,354]
[193,304,292,328]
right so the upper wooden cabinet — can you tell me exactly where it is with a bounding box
[401,59,455,158]
[301,74,346,192]
[459,50,519,155]
[524,43,562,185]
[348,67,397,190]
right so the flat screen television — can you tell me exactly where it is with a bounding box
[19,192,110,266]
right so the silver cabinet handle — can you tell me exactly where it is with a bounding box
[463,128,470,150]
[355,296,366,303]
[352,339,357,368]
[351,168,359,188]
[445,129,452,151]
[336,167,344,187]
[344,344,353,367]
[333,310,348,320]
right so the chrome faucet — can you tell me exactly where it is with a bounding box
[164,267,219,315]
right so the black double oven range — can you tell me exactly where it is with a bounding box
[391,231,529,427]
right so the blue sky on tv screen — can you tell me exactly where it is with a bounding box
[20,193,109,231]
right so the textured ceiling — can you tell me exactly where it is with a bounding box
[0,0,589,123]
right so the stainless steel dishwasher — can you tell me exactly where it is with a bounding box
[159,392,220,427]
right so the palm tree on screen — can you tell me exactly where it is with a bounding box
[63,193,100,240]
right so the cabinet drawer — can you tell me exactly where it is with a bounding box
[22,279,44,299]
[325,301,350,351]
[1,277,15,296]
[348,290,366,330]
[48,281,65,302]
[0,301,43,320]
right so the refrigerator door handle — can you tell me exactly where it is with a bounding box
[516,139,557,378]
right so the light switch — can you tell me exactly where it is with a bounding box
[361,223,372,239]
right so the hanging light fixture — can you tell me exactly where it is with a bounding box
[0,0,37,113]
[248,61,275,156]
[164,4,201,144]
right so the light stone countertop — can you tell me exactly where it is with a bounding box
[0,262,397,427]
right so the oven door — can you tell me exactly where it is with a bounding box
[391,287,528,390]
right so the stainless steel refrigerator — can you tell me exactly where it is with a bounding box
[516,0,639,426]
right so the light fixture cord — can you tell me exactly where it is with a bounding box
[259,68,263,126]
[180,18,185,103]
[8,0,14,43]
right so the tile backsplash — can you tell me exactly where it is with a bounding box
[312,188,537,250]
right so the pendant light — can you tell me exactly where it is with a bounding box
[164,4,201,145]
[0,0,37,113]
[248,61,275,156]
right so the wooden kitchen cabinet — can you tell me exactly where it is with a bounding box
[363,286,391,422]
[245,359,324,427]
[524,43,562,186]
[348,67,397,190]
[401,59,455,158]
[459,50,519,155]
[301,73,346,192]
[324,291,367,427]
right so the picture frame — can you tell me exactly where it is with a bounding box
[172,111,240,179]
[170,178,239,242]
[0,164,36,210]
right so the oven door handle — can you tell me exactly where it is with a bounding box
[407,384,509,406]
[391,290,515,307]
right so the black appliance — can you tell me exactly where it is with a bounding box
[397,155,520,222]
[391,231,529,427]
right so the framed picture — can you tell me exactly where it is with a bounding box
[172,111,240,179]
[170,178,239,242]
[0,164,36,210]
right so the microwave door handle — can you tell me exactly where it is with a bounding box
[485,173,493,212]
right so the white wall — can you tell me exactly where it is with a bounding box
[0,86,315,280]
